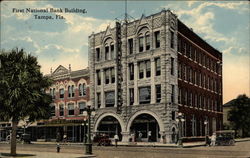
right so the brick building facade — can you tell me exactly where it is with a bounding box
[89,9,222,143]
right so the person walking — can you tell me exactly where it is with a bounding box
[138,131,142,142]
[56,143,60,153]
[114,134,119,147]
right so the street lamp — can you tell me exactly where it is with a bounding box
[176,112,185,147]
[82,103,96,155]
[204,119,208,145]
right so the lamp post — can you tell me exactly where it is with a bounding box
[82,103,96,155]
[204,119,208,145]
[176,112,185,147]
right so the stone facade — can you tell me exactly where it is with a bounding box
[89,9,222,143]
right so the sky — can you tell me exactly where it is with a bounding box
[0,1,249,104]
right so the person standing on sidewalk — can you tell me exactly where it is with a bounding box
[114,134,119,147]
[56,143,60,153]
[211,133,216,146]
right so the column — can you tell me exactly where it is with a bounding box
[121,131,130,142]
[151,58,156,104]
[134,62,139,105]
[101,69,105,108]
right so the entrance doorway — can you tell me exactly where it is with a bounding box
[130,114,160,142]
[97,116,122,140]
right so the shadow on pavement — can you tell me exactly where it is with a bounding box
[0,153,35,157]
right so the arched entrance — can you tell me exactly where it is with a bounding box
[129,114,160,142]
[95,115,122,140]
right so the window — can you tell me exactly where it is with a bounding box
[68,103,74,115]
[178,62,181,78]
[128,38,133,54]
[183,65,186,80]
[59,104,64,116]
[194,49,197,62]
[129,88,134,105]
[189,68,192,83]
[156,85,161,103]
[96,48,100,61]
[139,87,151,104]
[170,30,174,49]
[68,86,71,97]
[145,34,150,50]
[178,38,181,52]
[53,88,56,99]
[96,70,101,85]
[171,85,175,103]
[171,57,174,75]
[79,102,86,114]
[139,61,144,79]
[59,88,64,99]
[183,42,186,56]
[71,85,75,97]
[105,91,115,107]
[194,70,197,85]
[155,58,161,76]
[105,69,110,84]
[111,68,115,83]
[129,63,134,80]
[139,37,144,52]
[155,31,160,48]
[110,44,114,59]
[178,87,181,104]
[190,92,193,106]
[105,46,109,60]
[79,84,85,96]
[172,111,175,120]
[50,104,55,116]
[146,60,151,78]
[97,93,101,108]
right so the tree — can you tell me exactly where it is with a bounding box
[0,48,52,156]
[228,94,250,137]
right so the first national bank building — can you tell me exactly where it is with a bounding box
[89,9,223,143]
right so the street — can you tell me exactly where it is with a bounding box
[0,141,250,158]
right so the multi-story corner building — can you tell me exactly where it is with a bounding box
[39,65,90,142]
[89,9,222,143]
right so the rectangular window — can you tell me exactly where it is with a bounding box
[52,88,56,99]
[105,69,110,84]
[139,87,151,104]
[68,86,71,98]
[172,111,175,120]
[183,65,186,80]
[178,38,181,53]
[105,91,115,107]
[129,63,134,80]
[146,35,150,50]
[190,92,193,106]
[189,68,192,83]
[171,57,174,75]
[111,67,115,83]
[183,42,186,56]
[96,70,101,85]
[79,102,86,114]
[155,58,161,76]
[156,85,161,103]
[59,104,64,116]
[139,61,144,79]
[129,88,134,105]
[59,88,64,99]
[139,37,144,52]
[128,38,133,54]
[146,60,151,78]
[171,85,175,103]
[110,45,114,59]
[170,30,174,49]
[155,31,160,48]
[96,48,100,61]
[97,93,101,108]
[194,49,197,62]
[178,87,181,104]
[68,103,74,115]
[105,46,109,60]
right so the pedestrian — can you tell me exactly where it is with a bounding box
[205,135,211,146]
[114,134,119,147]
[63,134,67,143]
[56,143,60,153]
[148,131,151,142]
[138,131,142,142]
[211,133,216,146]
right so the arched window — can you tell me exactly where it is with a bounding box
[83,84,86,95]
[79,84,83,96]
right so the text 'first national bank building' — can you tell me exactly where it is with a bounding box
[89,9,223,143]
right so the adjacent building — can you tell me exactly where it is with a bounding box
[89,9,223,143]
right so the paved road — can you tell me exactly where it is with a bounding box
[0,141,250,158]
